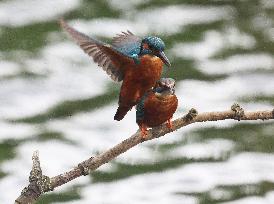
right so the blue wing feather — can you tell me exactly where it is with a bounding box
[112,31,142,57]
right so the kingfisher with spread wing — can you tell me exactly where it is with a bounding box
[60,19,171,121]
[136,78,178,138]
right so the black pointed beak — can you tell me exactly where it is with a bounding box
[158,51,171,67]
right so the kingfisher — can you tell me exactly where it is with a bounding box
[136,78,178,138]
[60,19,171,121]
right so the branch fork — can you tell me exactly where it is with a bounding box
[15,151,53,204]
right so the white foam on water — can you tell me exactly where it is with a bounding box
[172,31,225,60]
[171,29,274,75]
[67,18,149,37]
[68,5,234,37]
[0,0,80,26]
[172,28,256,61]
[178,73,274,112]
[210,188,234,201]
[0,78,60,118]
[0,121,34,140]
[0,60,20,76]
[168,139,235,160]
[198,54,274,75]
[65,174,198,204]
[0,42,112,118]
[135,5,234,34]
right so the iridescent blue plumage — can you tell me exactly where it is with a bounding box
[112,31,142,60]
[113,33,167,64]
[114,40,141,57]
[140,36,170,66]
[142,36,165,53]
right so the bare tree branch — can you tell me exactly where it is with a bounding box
[15,104,274,204]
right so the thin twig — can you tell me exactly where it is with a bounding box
[15,104,274,204]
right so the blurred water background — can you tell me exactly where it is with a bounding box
[0,0,274,203]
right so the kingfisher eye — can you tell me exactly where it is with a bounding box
[142,43,149,50]
[145,43,155,51]
[154,87,163,93]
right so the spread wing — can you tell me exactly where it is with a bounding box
[60,19,135,82]
[112,31,142,57]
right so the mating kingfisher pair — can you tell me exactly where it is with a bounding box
[60,19,178,138]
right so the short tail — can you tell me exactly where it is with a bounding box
[114,105,132,121]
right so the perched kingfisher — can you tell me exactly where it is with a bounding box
[136,78,178,138]
[60,19,171,121]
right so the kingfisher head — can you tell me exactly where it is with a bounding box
[154,78,176,97]
[140,36,171,67]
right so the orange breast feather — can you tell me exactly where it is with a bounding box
[120,55,163,105]
[142,93,178,127]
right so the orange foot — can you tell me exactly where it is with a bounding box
[139,124,148,139]
[166,118,173,130]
